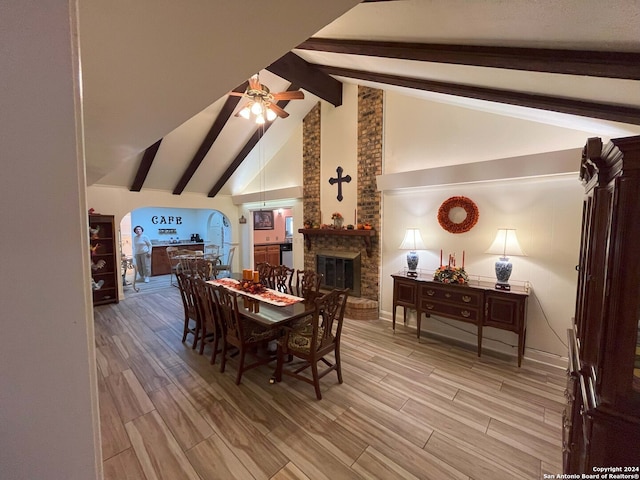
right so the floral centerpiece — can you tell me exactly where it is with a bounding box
[331,211,344,228]
[433,265,469,285]
[238,280,266,294]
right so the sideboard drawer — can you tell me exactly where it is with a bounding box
[419,284,481,307]
[419,298,480,323]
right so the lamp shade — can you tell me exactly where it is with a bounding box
[399,228,426,251]
[485,229,525,257]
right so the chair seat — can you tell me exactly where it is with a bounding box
[285,325,327,353]
[241,319,278,343]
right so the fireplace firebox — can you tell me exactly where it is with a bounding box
[316,250,361,297]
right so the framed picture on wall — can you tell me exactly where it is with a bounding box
[253,210,274,230]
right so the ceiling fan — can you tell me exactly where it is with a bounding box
[229,74,304,124]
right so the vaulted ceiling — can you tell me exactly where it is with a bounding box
[82,0,640,198]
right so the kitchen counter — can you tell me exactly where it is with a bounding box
[151,241,205,246]
[151,242,204,276]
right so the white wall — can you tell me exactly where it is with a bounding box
[380,175,583,359]
[0,3,100,479]
[377,93,597,360]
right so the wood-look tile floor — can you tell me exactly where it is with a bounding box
[97,275,565,479]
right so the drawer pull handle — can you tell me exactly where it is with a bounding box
[445,293,452,298]
[461,310,471,318]
[427,290,435,296]
[462,295,472,303]
[426,304,435,310]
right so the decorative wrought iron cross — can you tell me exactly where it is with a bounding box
[328,166,351,201]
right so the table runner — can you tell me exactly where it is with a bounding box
[208,278,304,307]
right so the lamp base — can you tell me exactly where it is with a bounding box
[494,257,513,291]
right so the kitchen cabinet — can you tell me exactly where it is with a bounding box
[89,214,119,305]
[151,243,204,276]
[254,244,280,268]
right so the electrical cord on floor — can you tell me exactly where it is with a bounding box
[531,290,568,349]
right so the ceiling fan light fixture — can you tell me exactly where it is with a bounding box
[265,107,277,122]
[232,74,303,124]
[239,105,251,119]
[250,101,263,116]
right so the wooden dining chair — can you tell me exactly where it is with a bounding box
[271,265,294,294]
[183,257,215,280]
[203,244,220,261]
[176,272,201,349]
[192,277,222,362]
[255,262,272,286]
[275,288,349,400]
[210,284,279,385]
[292,269,323,301]
[166,246,180,286]
[213,246,235,278]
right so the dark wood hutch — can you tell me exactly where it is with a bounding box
[564,136,640,472]
[89,214,119,305]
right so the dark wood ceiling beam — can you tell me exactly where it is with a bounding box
[172,82,248,194]
[267,52,343,106]
[319,65,640,125]
[130,139,162,191]
[207,87,297,198]
[297,38,640,80]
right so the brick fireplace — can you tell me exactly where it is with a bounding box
[301,87,383,320]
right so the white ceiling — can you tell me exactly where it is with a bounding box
[83,0,640,196]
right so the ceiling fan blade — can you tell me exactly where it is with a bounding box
[268,103,289,119]
[228,91,245,97]
[272,91,304,101]
[249,75,261,91]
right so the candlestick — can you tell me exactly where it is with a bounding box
[462,251,465,269]
[440,249,443,267]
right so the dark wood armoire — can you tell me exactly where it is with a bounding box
[564,136,640,472]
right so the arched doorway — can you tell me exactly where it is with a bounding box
[207,211,232,262]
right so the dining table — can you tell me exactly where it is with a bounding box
[207,276,316,383]
[207,277,315,328]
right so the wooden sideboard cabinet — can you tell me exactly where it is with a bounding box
[391,273,529,366]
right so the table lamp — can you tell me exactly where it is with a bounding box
[485,228,525,291]
[399,228,425,277]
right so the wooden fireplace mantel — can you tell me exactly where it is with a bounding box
[298,228,376,256]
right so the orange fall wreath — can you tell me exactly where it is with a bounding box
[437,196,479,234]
